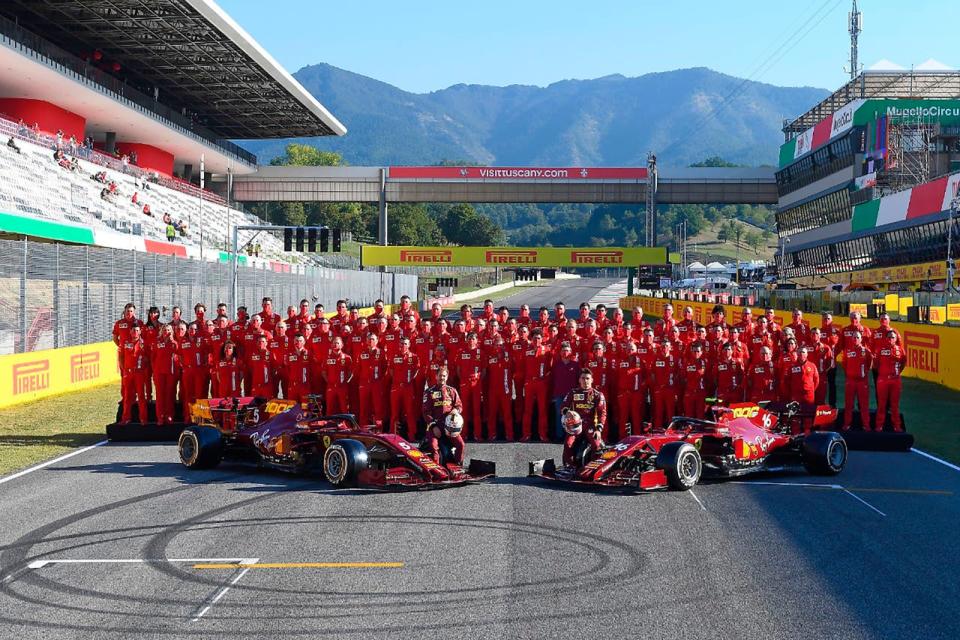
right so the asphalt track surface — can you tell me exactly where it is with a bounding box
[2,278,959,639]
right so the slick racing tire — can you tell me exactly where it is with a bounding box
[323,439,369,487]
[570,438,593,469]
[656,441,702,491]
[178,425,223,470]
[802,431,847,475]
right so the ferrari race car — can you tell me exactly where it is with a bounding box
[178,397,495,489]
[529,402,847,491]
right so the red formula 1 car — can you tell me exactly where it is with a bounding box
[178,397,495,489]
[529,402,847,491]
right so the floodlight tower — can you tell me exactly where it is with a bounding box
[848,0,863,80]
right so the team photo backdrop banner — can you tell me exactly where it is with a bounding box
[388,167,648,180]
[361,246,667,268]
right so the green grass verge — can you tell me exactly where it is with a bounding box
[0,385,118,476]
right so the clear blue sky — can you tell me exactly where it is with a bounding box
[219,0,955,93]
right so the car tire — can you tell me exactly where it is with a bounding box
[178,425,223,470]
[802,431,847,475]
[656,441,702,491]
[323,439,369,487]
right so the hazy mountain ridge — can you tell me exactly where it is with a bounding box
[238,63,829,167]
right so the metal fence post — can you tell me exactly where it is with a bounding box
[18,237,27,353]
[53,243,60,349]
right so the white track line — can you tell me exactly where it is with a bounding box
[842,489,887,517]
[0,440,108,486]
[911,448,960,473]
[689,490,707,511]
[190,558,258,623]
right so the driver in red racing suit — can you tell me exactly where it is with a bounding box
[422,367,465,466]
[560,370,608,466]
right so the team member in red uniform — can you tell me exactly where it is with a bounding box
[214,341,243,398]
[582,342,612,420]
[746,346,777,403]
[595,304,609,333]
[841,331,874,430]
[284,335,312,403]
[151,324,179,424]
[368,300,387,324]
[841,311,872,350]
[422,368,465,466]
[522,330,553,442]
[675,306,697,346]
[308,318,333,396]
[648,339,679,430]
[388,337,420,439]
[510,325,531,421]
[737,307,756,340]
[655,304,676,338]
[445,319,468,381]
[788,346,819,406]
[714,344,745,403]
[748,317,775,363]
[119,325,150,423]
[807,328,835,404]
[561,320,581,357]
[267,322,293,397]
[413,321,434,395]
[516,304,532,328]
[764,308,783,343]
[141,307,163,401]
[178,323,209,417]
[869,312,902,404]
[616,341,647,430]
[248,335,279,398]
[874,330,906,432]
[169,306,185,329]
[455,332,484,440]
[575,303,591,331]
[231,306,249,337]
[381,314,402,359]
[536,307,551,333]
[636,328,658,369]
[457,304,477,333]
[113,303,142,367]
[325,300,346,336]
[357,333,387,429]
[705,305,729,340]
[497,306,511,327]
[486,336,514,441]
[727,326,750,367]
[577,319,600,360]
[551,341,581,439]
[775,338,800,401]
[307,303,326,333]
[681,343,709,419]
[561,370,608,465]
[788,309,810,346]
[425,344,448,387]
[398,295,421,323]
[323,337,353,415]
[630,306,652,341]
[258,297,282,334]
[480,319,501,356]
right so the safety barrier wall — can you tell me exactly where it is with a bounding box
[0,340,119,409]
[0,302,401,409]
[620,295,960,392]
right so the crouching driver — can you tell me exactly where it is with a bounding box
[422,367,466,465]
[561,370,608,467]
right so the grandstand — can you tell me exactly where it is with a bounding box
[776,69,960,288]
[0,0,349,268]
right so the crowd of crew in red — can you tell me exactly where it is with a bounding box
[112,296,908,442]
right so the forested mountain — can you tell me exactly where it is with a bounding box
[238,64,828,168]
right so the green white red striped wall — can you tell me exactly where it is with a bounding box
[851,171,960,233]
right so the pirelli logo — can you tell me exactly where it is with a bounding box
[570,250,624,265]
[904,331,939,373]
[70,353,101,383]
[485,250,537,264]
[398,249,452,264]
[13,360,50,395]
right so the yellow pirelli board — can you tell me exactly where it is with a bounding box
[360,246,668,268]
[0,341,120,409]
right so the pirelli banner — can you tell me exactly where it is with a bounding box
[621,295,960,392]
[361,246,668,268]
[0,341,120,409]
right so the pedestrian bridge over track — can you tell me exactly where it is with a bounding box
[231,166,777,205]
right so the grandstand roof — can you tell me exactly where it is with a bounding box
[782,70,960,138]
[0,0,346,139]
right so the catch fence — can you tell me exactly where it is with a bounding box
[0,238,417,354]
